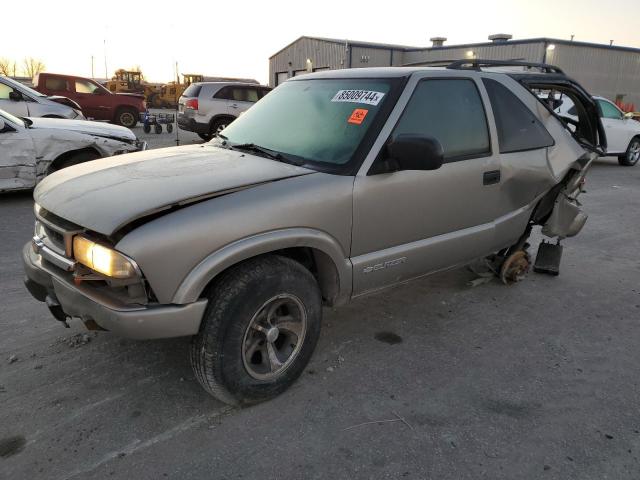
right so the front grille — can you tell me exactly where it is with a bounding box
[34,204,83,259]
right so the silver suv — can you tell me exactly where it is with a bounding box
[0,75,83,119]
[177,81,272,140]
[23,61,605,405]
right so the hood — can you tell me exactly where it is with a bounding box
[26,117,136,142]
[34,144,315,236]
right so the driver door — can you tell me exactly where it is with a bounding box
[351,77,502,296]
[73,79,109,120]
[0,82,29,117]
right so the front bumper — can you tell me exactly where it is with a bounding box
[22,243,207,339]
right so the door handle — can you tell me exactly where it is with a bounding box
[230,104,238,109]
[483,170,501,185]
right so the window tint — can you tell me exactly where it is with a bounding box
[45,77,68,91]
[597,99,623,120]
[483,78,554,153]
[0,83,12,99]
[214,86,233,100]
[231,87,259,102]
[393,79,490,160]
[182,84,201,97]
[258,87,271,99]
[75,79,100,94]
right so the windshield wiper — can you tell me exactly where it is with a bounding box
[230,143,304,166]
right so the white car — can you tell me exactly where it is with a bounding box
[0,75,84,120]
[553,95,640,166]
[0,109,146,192]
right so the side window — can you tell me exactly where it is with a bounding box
[598,99,623,120]
[393,78,490,160]
[0,83,12,99]
[231,88,248,102]
[45,77,69,91]
[483,78,554,153]
[245,88,259,103]
[75,79,99,94]
[214,86,233,100]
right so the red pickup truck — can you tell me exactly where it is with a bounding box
[34,73,145,128]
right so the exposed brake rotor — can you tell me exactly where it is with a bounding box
[499,250,530,285]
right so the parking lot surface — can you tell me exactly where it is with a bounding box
[1,143,639,479]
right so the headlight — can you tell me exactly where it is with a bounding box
[73,236,137,279]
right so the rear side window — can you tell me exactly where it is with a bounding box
[183,84,201,97]
[45,77,68,91]
[483,78,554,153]
[393,79,490,161]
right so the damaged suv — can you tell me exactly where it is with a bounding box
[23,61,605,405]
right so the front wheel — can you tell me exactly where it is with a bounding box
[190,255,322,405]
[619,137,640,166]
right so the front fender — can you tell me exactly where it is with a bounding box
[171,228,352,305]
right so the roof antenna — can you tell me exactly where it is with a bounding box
[570,34,574,41]
[610,40,614,46]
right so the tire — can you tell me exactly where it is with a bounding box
[143,124,151,134]
[210,117,232,138]
[49,150,100,174]
[190,255,322,405]
[115,108,138,128]
[166,123,173,133]
[618,137,640,166]
[154,124,162,134]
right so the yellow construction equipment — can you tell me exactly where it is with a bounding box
[105,69,161,106]
[152,74,203,108]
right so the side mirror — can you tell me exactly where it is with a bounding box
[383,134,445,172]
[624,112,636,119]
[9,91,22,101]
[93,89,104,95]
[0,119,5,131]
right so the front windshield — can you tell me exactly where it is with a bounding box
[0,108,26,127]
[1,75,45,97]
[220,78,395,166]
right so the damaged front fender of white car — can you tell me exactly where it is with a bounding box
[0,110,145,193]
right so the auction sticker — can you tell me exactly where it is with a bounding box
[332,90,385,106]
[348,108,369,125]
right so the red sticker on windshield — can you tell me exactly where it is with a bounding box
[348,108,368,125]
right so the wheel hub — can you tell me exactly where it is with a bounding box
[265,326,280,343]
[241,294,307,380]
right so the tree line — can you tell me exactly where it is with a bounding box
[0,58,46,78]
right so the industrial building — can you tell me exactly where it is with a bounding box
[269,35,640,106]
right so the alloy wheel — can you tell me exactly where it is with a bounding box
[241,294,307,380]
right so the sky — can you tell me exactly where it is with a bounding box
[4,0,639,84]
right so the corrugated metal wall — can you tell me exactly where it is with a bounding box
[350,46,393,69]
[269,38,348,86]
[403,42,546,65]
[270,38,640,105]
[547,45,640,106]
